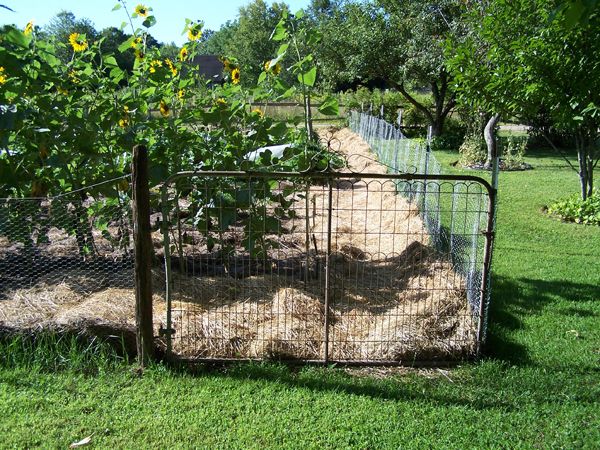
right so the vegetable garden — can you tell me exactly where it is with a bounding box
[0,5,495,365]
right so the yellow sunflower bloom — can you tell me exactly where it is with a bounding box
[159,100,170,117]
[131,36,143,49]
[135,49,145,61]
[165,58,177,76]
[24,20,34,36]
[68,33,88,52]
[221,58,232,72]
[187,26,202,41]
[252,108,264,118]
[68,70,80,84]
[149,59,162,73]
[178,89,185,100]
[272,63,282,75]
[134,5,150,17]
[0,67,7,85]
[179,47,189,62]
[118,118,129,128]
[231,67,241,85]
[216,97,227,106]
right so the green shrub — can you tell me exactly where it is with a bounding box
[458,133,487,166]
[499,135,528,169]
[431,117,467,151]
[548,191,600,225]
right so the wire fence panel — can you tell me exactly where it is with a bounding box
[0,179,139,333]
[160,169,492,364]
[349,111,493,342]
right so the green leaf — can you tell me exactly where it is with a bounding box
[258,71,267,84]
[112,3,122,11]
[270,20,287,41]
[118,36,136,53]
[5,28,32,48]
[142,16,157,28]
[294,9,305,19]
[103,56,119,68]
[318,95,339,116]
[276,43,289,56]
[298,66,317,87]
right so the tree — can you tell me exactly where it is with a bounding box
[99,27,135,74]
[229,0,290,85]
[197,22,239,56]
[448,0,600,199]
[311,0,463,136]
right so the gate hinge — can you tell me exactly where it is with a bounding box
[159,325,176,337]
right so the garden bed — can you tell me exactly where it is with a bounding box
[0,128,477,362]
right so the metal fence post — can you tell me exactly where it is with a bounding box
[132,144,154,366]
[323,178,333,364]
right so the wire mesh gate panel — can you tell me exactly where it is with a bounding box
[0,180,137,332]
[160,171,493,364]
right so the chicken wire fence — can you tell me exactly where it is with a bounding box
[0,178,136,331]
[349,110,494,337]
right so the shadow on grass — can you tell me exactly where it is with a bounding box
[2,271,598,412]
[485,274,599,366]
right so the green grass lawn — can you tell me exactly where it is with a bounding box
[1,147,599,449]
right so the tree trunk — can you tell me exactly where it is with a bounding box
[484,113,501,169]
[576,134,595,201]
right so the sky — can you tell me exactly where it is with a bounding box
[1,0,312,45]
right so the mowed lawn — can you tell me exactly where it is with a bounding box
[0,146,598,449]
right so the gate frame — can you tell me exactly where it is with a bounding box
[159,170,496,365]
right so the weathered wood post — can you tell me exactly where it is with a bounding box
[132,144,154,365]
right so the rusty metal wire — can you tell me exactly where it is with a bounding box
[160,171,492,364]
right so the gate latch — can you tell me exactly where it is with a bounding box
[159,325,176,337]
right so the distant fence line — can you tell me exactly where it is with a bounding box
[349,110,491,335]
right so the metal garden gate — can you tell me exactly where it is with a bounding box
[158,166,494,365]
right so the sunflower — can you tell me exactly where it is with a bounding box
[272,63,282,75]
[221,58,232,72]
[134,5,149,17]
[252,108,264,118]
[231,67,241,85]
[216,97,227,106]
[165,58,177,76]
[187,26,202,42]
[179,46,189,62]
[0,67,7,85]
[177,89,185,100]
[68,70,80,84]
[159,100,170,117]
[149,59,162,73]
[135,49,145,61]
[131,36,142,49]
[118,118,129,128]
[24,20,34,36]
[68,33,88,52]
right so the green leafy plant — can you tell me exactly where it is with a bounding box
[548,190,600,225]
[458,133,486,166]
[499,135,528,170]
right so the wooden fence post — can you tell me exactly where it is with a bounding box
[132,144,154,366]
